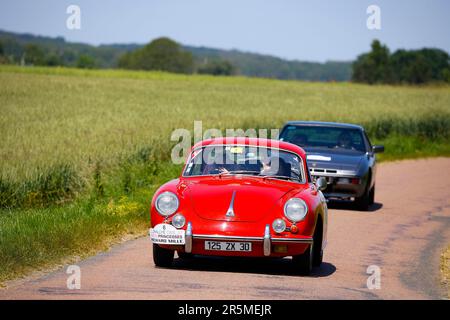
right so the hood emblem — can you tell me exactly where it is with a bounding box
[226,191,236,217]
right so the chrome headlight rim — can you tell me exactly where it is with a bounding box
[283,198,308,222]
[155,191,179,217]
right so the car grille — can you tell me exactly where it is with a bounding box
[309,168,337,174]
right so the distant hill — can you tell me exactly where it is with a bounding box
[185,45,352,81]
[0,30,352,81]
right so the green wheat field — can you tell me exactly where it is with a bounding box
[0,64,449,283]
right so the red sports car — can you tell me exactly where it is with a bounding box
[149,137,328,274]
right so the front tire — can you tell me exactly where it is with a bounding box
[177,251,193,260]
[355,186,373,211]
[292,243,313,275]
[312,224,323,267]
[369,184,375,205]
[153,244,174,267]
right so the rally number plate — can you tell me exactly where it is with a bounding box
[149,224,185,245]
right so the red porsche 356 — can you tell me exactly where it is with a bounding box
[149,137,328,274]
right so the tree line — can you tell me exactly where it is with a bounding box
[0,34,236,76]
[0,30,352,80]
[1,30,449,84]
[352,40,450,84]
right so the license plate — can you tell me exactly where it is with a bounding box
[204,241,252,252]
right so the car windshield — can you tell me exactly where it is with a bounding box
[280,125,367,153]
[183,145,304,183]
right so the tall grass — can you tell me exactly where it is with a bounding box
[364,115,450,139]
[0,158,181,283]
[1,65,449,208]
[0,164,81,208]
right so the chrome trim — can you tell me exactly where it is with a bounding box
[271,237,313,244]
[263,224,271,256]
[193,234,263,241]
[185,222,193,253]
[225,191,236,217]
[191,234,312,244]
[323,192,355,199]
[310,168,357,177]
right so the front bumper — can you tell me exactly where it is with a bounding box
[312,174,366,199]
[155,222,313,258]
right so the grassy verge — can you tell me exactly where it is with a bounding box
[441,246,450,299]
[0,160,181,284]
[0,65,449,284]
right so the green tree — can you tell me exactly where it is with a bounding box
[197,60,236,75]
[352,40,393,84]
[44,54,63,66]
[443,69,450,83]
[76,54,95,69]
[24,44,45,65]
[118,37,194,74]
[0,41,8,64]
[391,48,449,84]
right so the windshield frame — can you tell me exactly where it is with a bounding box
[182,144,307,184]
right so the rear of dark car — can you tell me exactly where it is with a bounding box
[279,121,384,210]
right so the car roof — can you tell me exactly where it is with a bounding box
[283,121,364,131]
[191,137,306,158]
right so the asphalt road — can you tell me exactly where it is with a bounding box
[1,158,449,300]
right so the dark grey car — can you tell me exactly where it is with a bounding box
[279,121,384,210]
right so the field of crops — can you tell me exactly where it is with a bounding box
[0,65,449,283]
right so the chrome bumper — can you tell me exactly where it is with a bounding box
[184,222,313,256]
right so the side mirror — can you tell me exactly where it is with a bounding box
[315,177,327,191]
[372,145,384,153]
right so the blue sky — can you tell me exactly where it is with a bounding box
[0,0,449,62]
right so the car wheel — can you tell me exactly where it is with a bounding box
[312,227,323,267]
[292,243,313,275]
[369,185,375,205]
[153,244,174,267]
[355,187,371,211]
[177,251,193,260]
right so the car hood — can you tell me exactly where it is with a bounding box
[304,149,365,171]
[186,177,299,222]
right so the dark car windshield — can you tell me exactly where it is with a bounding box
[183,145,305,183]
[280,125,367,153]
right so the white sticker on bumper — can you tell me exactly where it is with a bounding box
[149,223,185,245]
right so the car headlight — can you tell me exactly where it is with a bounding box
[284,198,308,222]
[272,219,286,233]
[172,214,186,229]
[155,191,179,216]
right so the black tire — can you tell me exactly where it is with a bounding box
[312,223,323,267]
[292,243,313,275]
[177,251,193,260]
[153,244,174,267]
[369,184,375,205]
[355,186,372,211]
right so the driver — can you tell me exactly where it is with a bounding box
[336,132,354,149]
[202,149,236,174]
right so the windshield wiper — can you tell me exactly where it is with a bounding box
[261,175,298,182]
[218,170,260,177]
